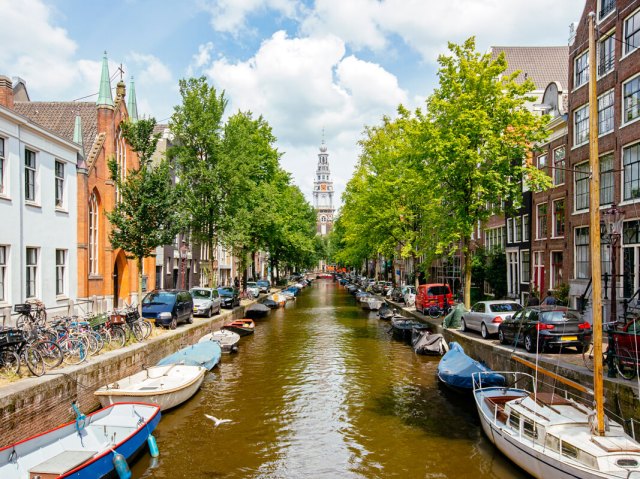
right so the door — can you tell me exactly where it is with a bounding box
[467,303,485,331]
[113,261,119,307]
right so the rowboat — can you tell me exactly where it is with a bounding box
[390,317,428,343]
[222,319,255,336]
[0,402,160,479]
[156,340,222,370]
[437,342,504,391]
[199,329,241,353]
[95,364,206,411]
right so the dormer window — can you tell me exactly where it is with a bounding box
[599,0,615,20]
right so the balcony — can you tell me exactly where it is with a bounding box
[599,0,615,20]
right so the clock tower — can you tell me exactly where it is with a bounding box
[312,140,334,236]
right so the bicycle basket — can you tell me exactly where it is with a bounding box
[110,314,126,325]
[14,303,31,314]
[125,309,140,323]
[0,329,25,346]
[89,314,109,330]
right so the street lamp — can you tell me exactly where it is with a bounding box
[179,240,189,289]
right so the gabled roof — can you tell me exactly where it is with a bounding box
[13,101,98,155]
[489,46,569,91]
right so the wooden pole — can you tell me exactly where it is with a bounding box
[511,355,593,395]
[588,11,605,436]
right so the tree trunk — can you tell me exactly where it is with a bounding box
[137,256,143,315]
[463,238,472,309]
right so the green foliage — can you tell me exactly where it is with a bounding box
[554,282,570,306]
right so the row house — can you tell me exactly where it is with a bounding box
[0,76,81,318]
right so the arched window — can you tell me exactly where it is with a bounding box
[115,128,127,203]
[89,192,99,275]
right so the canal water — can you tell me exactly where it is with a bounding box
[132,279,528,478]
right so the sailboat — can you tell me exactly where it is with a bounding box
[472,14,640,478]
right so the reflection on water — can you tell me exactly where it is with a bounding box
[132,280,529,478]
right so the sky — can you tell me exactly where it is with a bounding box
[0,0,585,208]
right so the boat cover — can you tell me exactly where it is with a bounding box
[245,303,270,317]
[442,303,467,329]
[157,340,222,370]
[437,342,505,390]
[412,331,448,355]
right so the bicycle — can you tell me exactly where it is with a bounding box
[583,320,640,380]
[426,302,452,319]
[0,328,45,378]
[14,301,47,330]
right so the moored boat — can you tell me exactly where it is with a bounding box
[390,317,428,343]
[412,330,448,355]
[157,340,222,370]
[437,342,504,391]
[245,302,270,319]
[199,329,241,353]
[361,297,383,310]
[95,364,206,411]
[222,318,255,336]
[0,402,161,479]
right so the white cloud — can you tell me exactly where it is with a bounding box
[187,42,215,77]
[199,0,301,34]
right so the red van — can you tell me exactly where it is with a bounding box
[415,283,453,314]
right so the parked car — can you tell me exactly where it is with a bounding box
[142,289,193,329]
[498,306,591,353]
[257,280,271,293]
[190,287,222,317]
[246,281,260,298]
[390,287,405,303]
[403,286,416,307]
[218,287,240,308]
[415,283,453,315]
[461,300,522,339]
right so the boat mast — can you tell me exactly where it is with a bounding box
[587,11,605,436]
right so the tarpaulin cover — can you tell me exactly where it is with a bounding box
[437,342,505,390]
[443,303,467,329]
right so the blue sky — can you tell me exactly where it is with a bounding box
[0,0,585,205]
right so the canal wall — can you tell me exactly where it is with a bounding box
[0,304,249,448]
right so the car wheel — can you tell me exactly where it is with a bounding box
[498,329,507,344]
[481,323,489,339]
[170,317,177,330]
[460,319,467,332]
[207,307,212,318]
[186,314,193,324]
[524,333,537,353]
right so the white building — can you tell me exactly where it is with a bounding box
[0,76,81,318]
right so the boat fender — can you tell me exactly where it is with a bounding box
[112,451,131,479]
[71,401,87,433]
[147,434,160,457]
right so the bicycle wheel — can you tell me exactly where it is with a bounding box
[130,322,145,342]
[60,338,88,365]
[91,330,105,353]
[0,349,20,379]
[428,306,440,318]
[138,319,152,339]
[22,346,45,377]
[582,342,595,371]
[615,350,638,380]
[109,325,127,348]
[32,340,64,369]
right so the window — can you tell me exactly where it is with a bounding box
[523,418,538,439]
[553,146,566,185]
[523,215,529,242]
[509,411,520,430]
[89,193,99,275]
[624,143,640,201]
[623,76,640,124]
[574,51,589,89]
[537,154,547,170]
[521,250,530,284]
[507,218,513,243]
[484,226,505,253]
[537,203,547,239]
[0,245,5,302]
[624,9,640,56]
[575,228,590,279]
[553,199,565,237]
[515,216,522,242]
[575,162,589,210]
[533,251,545,293]
[574,105,589,146]
[598,32,615,76]
[25,149,36,202]
[115,128,127,203]
[56,249,66,296]
[551,251,563,289]
[0,138,5,195]
[601,153,614,205]
[55,161,64,208]
[598,90,614,135]
[26,247,38,298]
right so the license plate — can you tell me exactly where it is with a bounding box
[561,336,578,341]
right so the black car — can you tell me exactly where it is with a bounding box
[141,289,193,329]
[498,306,591,353]
[218,287,240,308]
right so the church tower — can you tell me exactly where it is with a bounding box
[312,139,334,236]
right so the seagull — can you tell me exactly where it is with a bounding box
[205,414,232,426]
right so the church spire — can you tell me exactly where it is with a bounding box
[73,112,84,155]
[96,51,114,107]
[127,76,138,121]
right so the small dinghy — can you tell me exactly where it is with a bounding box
[267,293,286,307]
[437,342,505,391]
[390,318,428,343]
[263,299,278,309]
[411,329,448,355]
[378,304,395,320]
[222,318,255,336]
[361,297,383,310]
[157,340,222,370]
[245,302,270,319]
[199,329,241,353]
[95,364,206,411]
[0,402,160,479]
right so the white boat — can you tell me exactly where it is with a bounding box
[199,329,241,353]
[361,297,383,310]
[95,364,206,411]
[473,371,640,478]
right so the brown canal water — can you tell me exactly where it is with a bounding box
[131,279,529,478]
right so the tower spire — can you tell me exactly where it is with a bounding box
[73,112,84,156]
[127,75,138,121]
[97,51,114,107]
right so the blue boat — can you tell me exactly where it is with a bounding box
[157,340,222,370]
[437,342,505,391]
[0,402,160,479]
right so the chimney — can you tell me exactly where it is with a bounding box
[0,75,14,109]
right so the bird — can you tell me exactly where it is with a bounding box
[205,414,232,426]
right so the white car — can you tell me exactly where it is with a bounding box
[461,300,522,339]
[190,287,222,317]
[246,282,260,298]
[403,286,416,307]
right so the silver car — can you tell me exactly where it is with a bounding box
[461,300,522,339]
[190,287,222,317]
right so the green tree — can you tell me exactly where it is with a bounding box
[106,117,181,308]
[419,37,550,307]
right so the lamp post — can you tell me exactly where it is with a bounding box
[179,240,189,289]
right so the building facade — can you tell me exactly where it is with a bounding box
[312,141,335,236]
